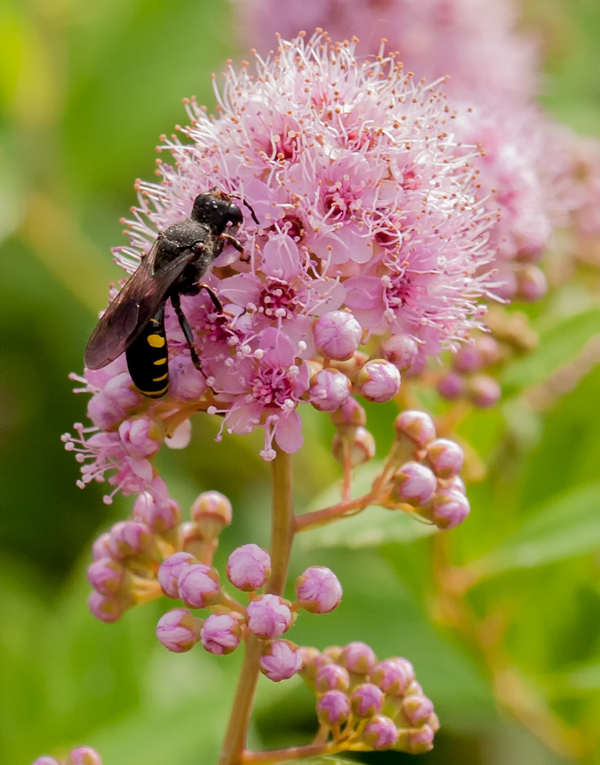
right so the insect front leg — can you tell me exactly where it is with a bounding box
[220,233,250,263]
[170,292,202,372]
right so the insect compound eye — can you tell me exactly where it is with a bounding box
[227,202,244,227]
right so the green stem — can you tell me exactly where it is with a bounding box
[217,448,295,765]
[241,744,331,764]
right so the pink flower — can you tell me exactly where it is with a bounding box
[246,594,293,639]
[158,552,197,598]
[156,608,199,653]
[200,612,243,655]
[260,639,303,681]
[226,544,272,591]
[295,566,342,614]
[66,748,103,765]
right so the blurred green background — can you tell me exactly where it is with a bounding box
[1,1,600,763]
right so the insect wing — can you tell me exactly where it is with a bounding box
[84,244,196,369]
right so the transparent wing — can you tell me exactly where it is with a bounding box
[84,244,197,369]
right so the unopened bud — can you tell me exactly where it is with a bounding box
[381,333,418,370]
[391,462,437,507]
[299,647,331,685]
[32,758,61,765]
[309,369,351,412]
[350,683,384,718]
[358,359,401,403]
[475,335,501,366]
[88,591,128,623]
[190,491,232,541]
[66,748,103,765]
[314,311,362,361]
[295,566,342,614]
[315,664,350,693]
[91,532,112,561]
[339,641,377,675]
[200,612,244,655]
[178,564,221,608]
[108,521,153,559]
[431,489,470,530]
[156,608,199,653]
[393,411,436,448]
[453,345,482,374]
[516,263,547,303]
[401,695,435,727]
[362,715,399,749]
[332,426,375,467]
[87,558,125,596]
[371,658,415,696]
[316,690,350,727]
[227,544,271,591]
[322,645,343,662]
[426,439,464,478]
[247,594,293,639]
[330,396,366,428]
[436,371,466,401]
[260,639,303,681]
[395,724,435,754]
[467,374,501,408]
[158,552,197,598]
[133,491,182,534]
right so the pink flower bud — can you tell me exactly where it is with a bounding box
[476,335,501,366]
[431,489,471,530]
[32,758,61,765]
[246,594,292,639]
[133,491,182,534]
[314,311,362,361]
[87,392,123,430]
[358,360,401,403]
[180,521,205,557]
[371,658,415,696]
[156,608,199,653]
[393,410,436,448]
[299,647,332,684]
[191,491,232,540]
[158,552,197,598]
[516,263,547,302]
[88,591,128,623]
[468,374,501,408]
[315,664,350,693]
[396,724,435,754]
[401,695,435,727]
[453,345,483,374]
[316,690,350,727]
[391,462,437,507]
[339,642,377,675]
[332,426,375,467]
[381,333,418,371]
[447,475,466,494]
[426,439,464,478]
[66,748,102,765]
[102,371,142,414]
[295,566,342,614]
[436,372,466,401]
[330,396,366,427]
[362,715,399,749]
[260,639,303,681]
[178,564,221,608]
[309,369,351,412]
[118,417,161,460]
[322,645,343,662]
[350,683,384,718]
[108,521,152,559]
[200,612,244,655]
[87,558,125,595]
[91,532,112,561]
[227,544,272,591]
[169,353,207,400]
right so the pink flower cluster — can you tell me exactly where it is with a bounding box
[65,31,495,501]
[301,643,438,753]
[237,0,600,300]
[33,747,102,765]
[436,333,502,408]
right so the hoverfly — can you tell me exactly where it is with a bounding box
[85,189,258,398]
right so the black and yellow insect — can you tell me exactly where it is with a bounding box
[85,189,257,398]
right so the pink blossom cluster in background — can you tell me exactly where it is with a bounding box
[236,0,600,294]
[33,747,102,765]
[63,32,495,502]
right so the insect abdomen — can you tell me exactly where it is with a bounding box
[126,305,169,399]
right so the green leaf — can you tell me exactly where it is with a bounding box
[298,462,436,550]
[470,480,600,579]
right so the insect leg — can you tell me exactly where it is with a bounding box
[220,232,250,263]
[199,283,223,312]
[170,292,202,372]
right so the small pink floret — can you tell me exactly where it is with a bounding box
[156,608,198,653]
[66,747,103,765]
[87,558,125,595]
[362,715,399,750]
[394,410,436,447]
[393,462,437,506]
[314,311,362,361]
[371,658,415,696]
[358,360,401,403]
[316,690,350,727]
[431,489,471,530]
[339,641,377,674]
[158,552,197,598]
[350,683,384,718]
[426,438,465,478]
[308,369,351,413]
[178,563,221,608]
[200,612,243,655]
[315,663,350,693]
